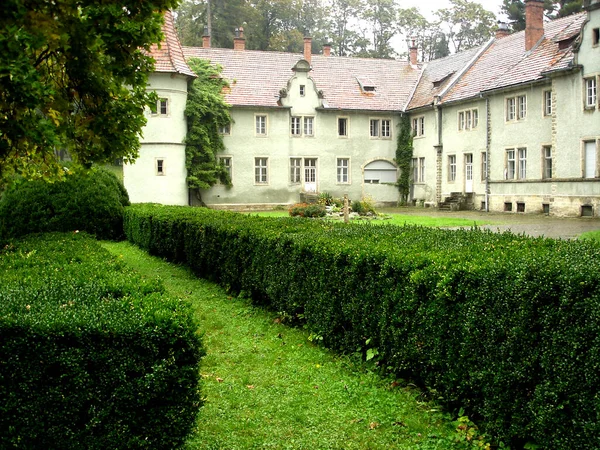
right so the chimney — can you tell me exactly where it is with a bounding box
[525,0,544,51]
[496,21,510,39]
[409,38,418,66]
[304,37,312,63]
[233,27,246,51]
[323,43,331,57]
[202,26,211,48]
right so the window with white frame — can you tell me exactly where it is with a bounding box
[219,123,231,135]
[543,90,552,116]
[381,119,391,138]
[506,149,516,179]
[448,155,456,182]
[151,98,169,116]
[290,158,302,183]
[255,157,268,184]
[255,115,267,135]
[300,85,305,96]
[412,158,418,182]
[304,117,314,136]
[370,119,380,137]
[458,109,478,131]
[156,158,165,176]
[412,116,424,137]
[338,117,348,137]
[585,77,597,109]
[419,157,425,182]
[481,152,487,181]
[542,146,552,179]
[518,148,527,179]
[506,95,526,121]
[219,156,232,182]
[584,141,597,179]
[291,117,301,136]
[291,116,314,137]
[337,158,350,183]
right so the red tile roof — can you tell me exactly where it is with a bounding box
[148,11,196,78]
[183,47,421,112]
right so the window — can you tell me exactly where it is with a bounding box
[337,158,350,183]
[585,77,597,108]
[338,117,348,137]
[255,115,267,135]
[412,157,425,183]
[448,155,456,182]
[518,148,527,179]
[219,123,231,135]
[291,116,314,137]
[300,85,305,96]
[219,156,232,180]
[506,95,526,121]
[412,116,424,137]
[593,28,599,46]
[304,117,314,136]
[543,90,552,116]
[370,119,379,137]
[291,117,301,136]
[543,146,552,179]
[151,98,168,115]
[506,149,516,179]
[364,160,397,184]
[458,108,478,131]
[290,158,302,183]
[419,157,425,183]
[255,157,268,184]
[481,152,487,181]
[412,158,418,182]
[156,158,165,176]
[381,119,391,138]
[584,141,597,179]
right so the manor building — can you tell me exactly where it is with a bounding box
[124,0,600,217]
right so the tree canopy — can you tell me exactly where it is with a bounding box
[0,0,179,183]
[175,0,498,61]
[501,0,584,32]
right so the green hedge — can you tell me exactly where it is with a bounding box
[0,167,130,242]
[123,204,600,449]
[0,233,204,449]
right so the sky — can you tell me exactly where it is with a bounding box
[400,0,508,21]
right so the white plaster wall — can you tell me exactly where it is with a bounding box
[411,109,439,203]
[124,73,190,205]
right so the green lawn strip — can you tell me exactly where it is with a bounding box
[579,229,600,242]
[101,241,471,450]
[245,211,490,228]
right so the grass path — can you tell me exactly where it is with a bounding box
[102,241,465,450]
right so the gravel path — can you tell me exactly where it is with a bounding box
[381,207,600,240]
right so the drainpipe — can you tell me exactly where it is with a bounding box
[485,96,490,212]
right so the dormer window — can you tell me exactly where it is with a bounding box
[357,76,376,93]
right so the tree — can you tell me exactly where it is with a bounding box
[328,0,365,56]
[184,58,232,203]
[360,0,398,58]
[398,7,450,62]
[501,0,583,32]
[436,0,496,53]
[0,0,180,184]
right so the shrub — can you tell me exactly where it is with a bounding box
[351,196,376,216]
[123,204,600,449]
[288,202,326,218]
[0,167,130,241]
[0,233,204,449]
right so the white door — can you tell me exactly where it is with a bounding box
[585,141,596,179]
[465,154,473,192]
[304,158,317,192]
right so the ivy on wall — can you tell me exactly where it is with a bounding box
[185,58,232,202]
[395,114,414,205]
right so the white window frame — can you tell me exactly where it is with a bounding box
[219,123,231,135]
[543,90,552,116]
[458,108,478,131]
[585,77,597,109]
[219,156,232,182]
[290,157,302,184]
[381,119,391,138]
[300,85,306,97]
[255,115,267,136]
[506,97,516,121]
[291,116,301,136]
[448,155,457,182]
[156,158,166,176]
[336,158,350,184]
[254,157,269,184]
[370,119,380,138]
[303,116,314,136]
[412,158,418,182]
[412,116,424,137]
[505,149,516,180]
[481,152,487,181]
[518,148,527,179]
[151,98,169,116]
[518,95,527,120]
[419,157,425,183]
[338,117,349,137]
[542,146,552,179]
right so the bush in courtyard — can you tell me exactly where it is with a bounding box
[0,167,129,241]
[0,233,204,449]
[351,196,376,215]
[123,204,600,449]
[289,202,326,218]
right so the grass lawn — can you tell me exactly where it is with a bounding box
[102,241,481,450]
[246,210,490,228]
[579,230,600,242]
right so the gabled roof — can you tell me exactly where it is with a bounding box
[148,11,196,78]
[407,12,586,109]
[183,47,421,112]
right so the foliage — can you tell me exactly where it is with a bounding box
[124,204,600,449]
[351,196,376,215]
[501,0,583,32]
[398,8,450,62]
[185,58,232,201]
[396,114,414,205]
[289,202,327,217]
[0,0,179,184]
[0,167,129,241]
[436,0,496,53]
[0,232,204,449]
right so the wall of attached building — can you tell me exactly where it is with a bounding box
[124,73,190,205]
[201,68,400,209]
[410,109,439,204]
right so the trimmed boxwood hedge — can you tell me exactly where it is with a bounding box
[0,167,130,242]
[124,204,600,449]
[0,232,204,449]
